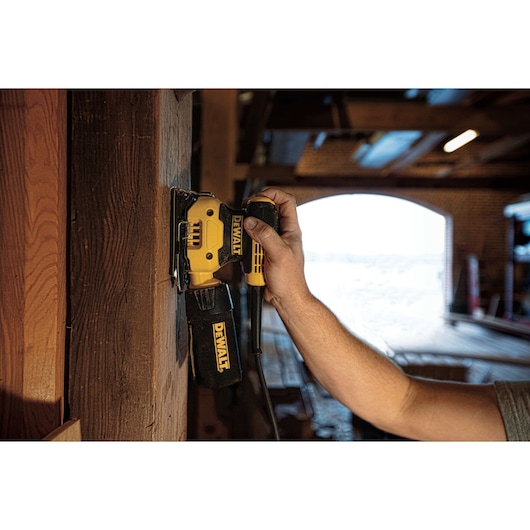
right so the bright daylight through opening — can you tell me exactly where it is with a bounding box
[297,194,447,349]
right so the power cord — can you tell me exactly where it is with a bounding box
[249,286,280,441]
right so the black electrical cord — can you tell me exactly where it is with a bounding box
[250,286,280,441]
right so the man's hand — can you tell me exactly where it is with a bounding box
[243,188,311,308]
[242,189,507,441]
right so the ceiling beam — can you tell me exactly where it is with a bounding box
[266,104,344,131]
[386,132,447,174]
[246,165,530,189]
[294,136,529,179]
[246,164,530,191]
[435,133,530,177]
[264,101,530,136]
[345,102,530,135]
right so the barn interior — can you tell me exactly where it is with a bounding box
[2,88,530,442]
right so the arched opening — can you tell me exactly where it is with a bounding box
[297,193,449,347]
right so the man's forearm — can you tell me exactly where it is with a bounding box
[272,293,507,441]
[271,292,413,434]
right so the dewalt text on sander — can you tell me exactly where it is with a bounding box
[170,188,280,439]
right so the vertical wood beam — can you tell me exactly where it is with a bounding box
[69,90,191,440]
[0,89,67,439]
[200,90,238,204]
[153,90,192,439]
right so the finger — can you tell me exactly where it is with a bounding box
[254,188,301,236]
[243,216,285,256]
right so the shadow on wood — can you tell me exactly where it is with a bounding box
[0,390,62,440]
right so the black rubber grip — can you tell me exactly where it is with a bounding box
[243,200,278,276]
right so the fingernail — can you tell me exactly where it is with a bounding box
[244,217,257,229]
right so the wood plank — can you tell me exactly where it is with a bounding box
[264,101,530,135]
[68,90,191,440]
[200,90,238,204]
[345,102,530,135]
[260,331,284,388]
[469,359,530,383]
[435,133,530,177]
[0,89,67,439]
[152,89,191,440]
[42,419,82,441]
[387,132,447,174]
[266,103,344,131]
[274,334,305,387]
[295,137,530,179]
[247,164,530,190]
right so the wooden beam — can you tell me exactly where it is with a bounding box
[69,90,191,440]
[42,419,82,441]
[266,104,338,131]
[237,90,272,164]
[264,101,530,135]
[435,133,530,177]
[0,89,67,439]
[246,164,299,182]
[293,135,529,180]
[387,132,447,174]
[345,102,530,135]
[200,90,238,204]
[246,165,530,190]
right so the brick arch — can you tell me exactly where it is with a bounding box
[290,186,448,217]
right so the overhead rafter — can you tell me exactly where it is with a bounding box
[264,101,530,135]
[386,132,447,174]
[194,89,530,192]
[295,136,529,177]
[435,133,530,178]
[245,164,530,189]
[345,102,530,135]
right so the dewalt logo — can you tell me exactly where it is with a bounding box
[213,322,230,373]
[231,215,243,255]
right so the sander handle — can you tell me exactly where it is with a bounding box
[244,197,281,440]
[243,197,278,287]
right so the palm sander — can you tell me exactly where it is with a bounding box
[170,188,278,389]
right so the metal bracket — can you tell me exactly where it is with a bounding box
[169,187,191,292]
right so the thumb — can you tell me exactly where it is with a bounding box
[243,216,280,253]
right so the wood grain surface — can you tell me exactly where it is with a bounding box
[201,90,238,204]
[42,419,82,441]
[0,89,67,439]
[68,90,191,440]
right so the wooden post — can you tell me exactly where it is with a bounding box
[68,90,191,440]
[200,89,238,204]
[0,89,67,439]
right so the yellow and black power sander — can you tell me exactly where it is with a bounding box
[170,188,280,438]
